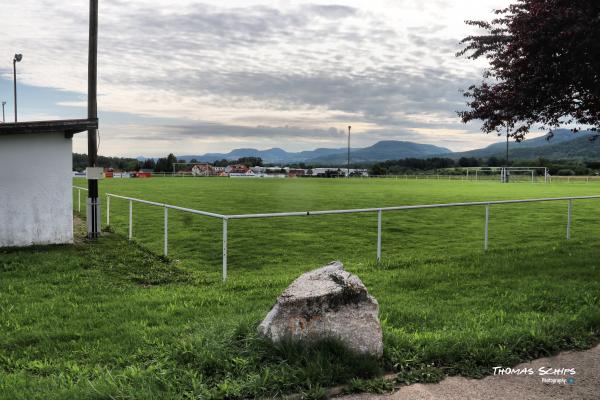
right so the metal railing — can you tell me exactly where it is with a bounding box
[73,186,600,282]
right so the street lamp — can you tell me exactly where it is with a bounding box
[1,101,6,123]
[13,53,23,122]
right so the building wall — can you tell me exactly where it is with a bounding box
[0,132,73,247]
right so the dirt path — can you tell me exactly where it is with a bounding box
[340,345,600,400]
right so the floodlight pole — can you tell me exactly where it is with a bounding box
[87,0,100,239]
[506,124,509,165]
[347,125,351,178]
[501,123,511,183]
[1,101,5,122]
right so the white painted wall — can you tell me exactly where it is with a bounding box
[0,132,73,247]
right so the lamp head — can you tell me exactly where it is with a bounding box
[14,54,22,62]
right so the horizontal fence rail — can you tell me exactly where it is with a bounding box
[226,195,600,219]
[73,186,600,282]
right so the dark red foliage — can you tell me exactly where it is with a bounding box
[458,0,600,139]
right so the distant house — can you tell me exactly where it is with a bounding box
[309,168,368,178]
[225,164,250,174]
[351,169,369,177]
[133,169,153,178]
[191,163,214,176]
[288,168,306,177]
[310,168,344,177]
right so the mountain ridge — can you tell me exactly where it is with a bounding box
[179,140,452,164]
[144,129,599,165]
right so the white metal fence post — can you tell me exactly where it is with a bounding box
[377,209,382,262]
[106,195,110,226]
[222,218,228,282]
[128,200,133,240]
[567,200,572,240]
[78,189,81,213]
[484,204,490,251]
[164,206,168,256]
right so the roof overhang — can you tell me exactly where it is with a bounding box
[0,118,98,139]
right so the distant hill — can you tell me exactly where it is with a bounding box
[449,129,599,160]
[504,134,600,160]
[306,141,452,164]
[180,140,451,165]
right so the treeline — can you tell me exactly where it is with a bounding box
[73,153,264,172]
[369,157,600,176]
[73,153,140,172]
[212,157,263,167]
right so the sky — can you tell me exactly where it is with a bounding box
[0,0,516,157]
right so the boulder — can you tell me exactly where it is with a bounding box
[258,261,383,357]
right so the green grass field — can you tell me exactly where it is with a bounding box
[77,177,600,278]
[2,178,600,399]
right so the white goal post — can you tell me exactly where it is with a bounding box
[464,167,549,183]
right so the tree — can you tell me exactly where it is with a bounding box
[142,159,156,170]
[459,157,480,167]
[72,153,141,172]
[458,1,600,139]
[155,157,168,172]
[370,164,387,176]
[166,153,177,172]
[487,156,502,167]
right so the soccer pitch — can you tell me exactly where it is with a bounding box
[78,177,600,279]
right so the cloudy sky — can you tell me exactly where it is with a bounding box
[0,0,514,157]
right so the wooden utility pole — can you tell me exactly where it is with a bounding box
[87,0,100,238]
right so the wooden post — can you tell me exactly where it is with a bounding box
[87,0,100,238]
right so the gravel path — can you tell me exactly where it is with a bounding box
[339,345,600,400]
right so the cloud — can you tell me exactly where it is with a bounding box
[2,0,512,156]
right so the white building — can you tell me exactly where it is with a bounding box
[309,168,369,177]
[0,119,95,247]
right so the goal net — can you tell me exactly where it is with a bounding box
[464,167,548,183]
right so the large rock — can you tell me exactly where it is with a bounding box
[258,261,383,357]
